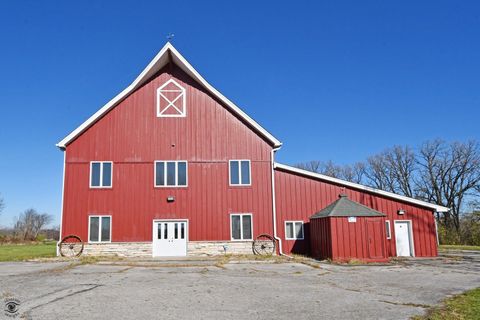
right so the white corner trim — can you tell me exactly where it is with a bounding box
[56,42,282,149]
[57,151,66,256]
[273,162,450,213]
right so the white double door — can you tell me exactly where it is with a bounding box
[153,220,187,257]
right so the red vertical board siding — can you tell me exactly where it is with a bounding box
[310,217,387,262]
[309,218,331,260]
[62,64,274,242]
[275,169,438,257]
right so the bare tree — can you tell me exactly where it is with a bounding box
[13,209,53,241]
[364,153,396,192]
[295,160,322,173]
[341,162,366,184]
[417,140,480,231]
[385,146,416,197]
[295,161,366,183]
[292,139,480,244]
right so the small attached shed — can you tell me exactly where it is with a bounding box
[310,194,388,262]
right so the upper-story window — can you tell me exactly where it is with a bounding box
[229,160,251,186]
[90,161,112,188]
[157,79,186,117]
[155,161,188,187]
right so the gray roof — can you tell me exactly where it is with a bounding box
[310,194,386,219]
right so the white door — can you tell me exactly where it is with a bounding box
[394,221,413,257]
[153,220,187,257]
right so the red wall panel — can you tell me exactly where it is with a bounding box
[62,64,274,242]
[275,169,438,257]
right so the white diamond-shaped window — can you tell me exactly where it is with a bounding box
[156,79,186,117]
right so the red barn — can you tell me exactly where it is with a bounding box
[57,42,449,259]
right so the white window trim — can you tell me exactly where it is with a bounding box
[89,161,113,189]
[284,221,305,240]
[229,159,252,186]
[156,79,186,118]
[230,213,253,241]
[385,220,391,239]
[88,215,112,243]
[154,161,188,188]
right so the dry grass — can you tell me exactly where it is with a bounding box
[412,287,480,320]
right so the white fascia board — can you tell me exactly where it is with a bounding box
[56,42,282,149]
[274,162,450,213]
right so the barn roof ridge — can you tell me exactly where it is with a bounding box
[56,42,282,149]
[310,194,386,219]
[274,162,450,213]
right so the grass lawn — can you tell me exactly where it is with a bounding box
[413,287,480,320]
[439,245,480,251]
[0,242,57,261]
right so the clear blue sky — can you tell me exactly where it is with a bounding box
[0,1,479,227]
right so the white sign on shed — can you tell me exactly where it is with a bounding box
[348,216,357,223]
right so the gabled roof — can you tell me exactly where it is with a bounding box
[56,42,282,149]
[274,163,450,212]
[310,194,386,219]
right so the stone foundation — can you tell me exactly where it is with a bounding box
[188,241,253,256]
[83,242,152,257]
[82,241,254,257]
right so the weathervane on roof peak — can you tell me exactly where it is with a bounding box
[166,33,175,42]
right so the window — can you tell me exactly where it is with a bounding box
[90,162,112,188]
[89,216,111,243]
[229,160,251,186]
[285,221,304,240]
[157,79,186,117]
[155,161,188,187]
[230,214,253,240]
[385,220,391,239]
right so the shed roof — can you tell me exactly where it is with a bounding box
[310,194,386,219]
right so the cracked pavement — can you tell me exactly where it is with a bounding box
[0,252,479,319]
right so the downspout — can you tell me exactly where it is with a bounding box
[271,146,292,258]
[434,212,439,246]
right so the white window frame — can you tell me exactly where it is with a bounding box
[230,213,253,241]
[88,215,112,243]
[156,79,186,118]
[154,161,188,187]
[89,161,113,189]
[229,160,252,186]
[385,220,391,239]
[285,221,305,240]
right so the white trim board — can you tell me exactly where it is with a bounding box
[273,163,450,213]
[56,42,282,149]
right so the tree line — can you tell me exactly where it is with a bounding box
[0,194,55,241]
[295,139,480,245]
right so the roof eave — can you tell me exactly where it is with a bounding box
[56,42,282,149]
[274,163,450,213]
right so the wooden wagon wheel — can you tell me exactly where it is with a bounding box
[252,234,276,255]
[59,235,84,257]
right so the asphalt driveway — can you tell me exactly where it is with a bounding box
[0,252,479,320]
